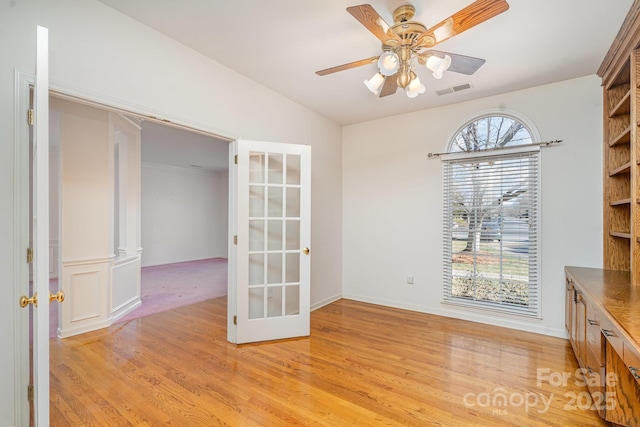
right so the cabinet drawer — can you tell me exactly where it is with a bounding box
[623,341,640,386]
[585,302,603,365]
[600,316,624,357]
[585,345,605,394]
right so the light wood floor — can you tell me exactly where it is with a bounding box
[50,298,610,426]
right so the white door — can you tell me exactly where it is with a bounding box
[33,25,51,426]
[229,140,311,344]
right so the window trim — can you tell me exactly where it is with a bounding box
[442,114,542,319]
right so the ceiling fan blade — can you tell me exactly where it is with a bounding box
[416,0,509,48]
[379,75,398,97]
[420,50,486,75]
[347,4,402,46]
[316,56,379,76]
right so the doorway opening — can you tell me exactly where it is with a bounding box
[47,94,231,338]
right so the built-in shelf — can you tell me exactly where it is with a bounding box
[610,90,631,117]
[610,231,632,239]
[611,198,632,206]
[605,58,631,89]
[609,126,631,146]
[609,161,632,176]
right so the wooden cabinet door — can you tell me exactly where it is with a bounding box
[575,290,587,366]
[565,277,573,337]
[564,277,573,339]
[605,339,640,426]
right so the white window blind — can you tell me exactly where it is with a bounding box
[443,149,540,317]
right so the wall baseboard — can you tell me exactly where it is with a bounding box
[311,294,342,312]
[341,293,567,339]
[57,319,110,339]
[109,298,142,323]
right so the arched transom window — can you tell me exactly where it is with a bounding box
[449,115,533,153]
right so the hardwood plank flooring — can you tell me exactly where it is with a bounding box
[50,298,610,426]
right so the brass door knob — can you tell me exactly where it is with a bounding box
[19,293,38,308]
[49,290,65,304]
[302,247,310,255]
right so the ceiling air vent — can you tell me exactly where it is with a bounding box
[436,83,472,96]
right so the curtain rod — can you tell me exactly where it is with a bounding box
[427,139,562,158]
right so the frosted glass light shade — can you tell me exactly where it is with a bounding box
[405,75,425,98]
[426,54,452,79]
[364,73,385,95]
[377,51,399,76]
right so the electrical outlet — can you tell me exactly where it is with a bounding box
[406,276,414,285]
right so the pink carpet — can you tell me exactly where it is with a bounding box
[50,258,228,337]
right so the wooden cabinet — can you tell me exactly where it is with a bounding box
[567,5,640,425]
[566,267,640,426]
[599,0,640,283]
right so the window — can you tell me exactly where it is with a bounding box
[442,115,540,316]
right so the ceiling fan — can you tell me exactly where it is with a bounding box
[316,0,509,98]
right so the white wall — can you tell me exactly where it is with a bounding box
[342,75,603,338]
[53,97,112,261]
[0,1,342,424]
[141,164,228,267]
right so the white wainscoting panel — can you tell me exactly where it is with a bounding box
[110,255,141,321]
[70,270,101,321]
[59,258,110,338]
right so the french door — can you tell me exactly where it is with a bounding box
[230,140,311,344]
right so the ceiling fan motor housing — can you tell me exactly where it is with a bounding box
[391,5,430,48]
[386,5,430,88]
[393,5,416,23]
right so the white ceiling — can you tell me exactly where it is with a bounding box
[141,121,229,172]
[98,0,633,126]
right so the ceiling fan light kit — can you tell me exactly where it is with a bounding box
[364,72,385,95]
[405,74,426,98]
[426,54,452,79]
[378,51,400,75]
[316,0,509,99]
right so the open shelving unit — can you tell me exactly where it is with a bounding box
[603,55,637,279]
[567,4,640,425]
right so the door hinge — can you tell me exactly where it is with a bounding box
[233,235,238,245]
[234,154,238,165]
[27,385,34,402]
[27,247,33,264]
[27,109,34,126]
[233,315,237,325]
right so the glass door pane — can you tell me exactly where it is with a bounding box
[247,152,303,320]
